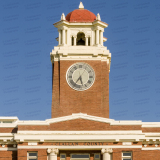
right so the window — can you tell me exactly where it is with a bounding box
[71,154,90,159]
[60,154,66,160]
[3,121,12,123]
[71,36,74,46]
[122,152,132,160]
[28,152,38,160]
[77,32,85,45]
[94,154,100,160]
[88,37,90,46]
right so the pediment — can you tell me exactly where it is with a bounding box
[46,113,114,125]
[17,113,142,131]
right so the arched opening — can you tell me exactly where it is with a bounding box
[71,36,74,46]
[88,37,90,46]
[77,32,85,45]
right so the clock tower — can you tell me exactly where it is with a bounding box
[50,2,111,118]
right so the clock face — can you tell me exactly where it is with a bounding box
[66,63,95,91]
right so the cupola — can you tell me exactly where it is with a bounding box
[53,2,108,47]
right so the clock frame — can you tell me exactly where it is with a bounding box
[66,62,95,91]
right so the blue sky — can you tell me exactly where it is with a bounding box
[0,0,160,122]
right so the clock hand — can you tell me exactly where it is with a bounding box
[75,76,80,83]
[75,70,81,83]
[79,68,86,78]
[80,76,83,85]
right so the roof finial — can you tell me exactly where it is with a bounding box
[96,13,101,21]
[61,13,66,20]
[79,2,84,9]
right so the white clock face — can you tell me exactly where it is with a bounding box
[66,63,95,91]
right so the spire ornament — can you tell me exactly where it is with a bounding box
[96,13,101,21]
[61,13,66,20]
[79,2,84,9]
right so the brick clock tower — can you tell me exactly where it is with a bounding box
[50,2,111,118]
[1,3,160,160]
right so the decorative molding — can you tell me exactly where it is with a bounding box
[28,142,37,146]
[14,134,145,142]
[15,113,142,126]
[61,13,66,21]
[122,142,132,145]
[0,147,17,151]
[17,130,143,134]
[13,144,16,148]
[18,145,142,149]
[142,147,160,150]
[101,148,113,154]
[2,113,160,131]
[47,148,59,154]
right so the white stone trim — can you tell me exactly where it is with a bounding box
[2,113,160,129]
[17,120,49,125]
[101,148,113,154]
[0,124,17,128]
[142,147,160,150]
[0,116,18,121]
[47,148,59,154]
[59,56,109,61]
[1,113,142,126]
[45,113,142,126]
[0,147,17,151]
[17,130,143,134]
[144,133,160,136]
[0,133,14,141]
[122,142,132,145]
[14,134,145,142]
[18,145,142,149]
[28,142,37,146]
[142,122,160,127]
[0,133,14,136]
[54,22,107,28]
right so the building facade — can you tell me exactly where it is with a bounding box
[1,2,160,160]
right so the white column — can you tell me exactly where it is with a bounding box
[65,30,67,45]
[58,30,61,45]
[74,36,77,46]
[91,31,93,46]
[85,37,88,46]
[101,148,113,160]
[96,29,99,45]
[100,30,103,46]
[47,148,59,160]
[62,28,65,45]
[67,30,70,45]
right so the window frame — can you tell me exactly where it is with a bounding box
[94,153,100,160]
[70,153,90,160]
[122,152,132,160]
[27,152,38,160]
[60,153,66,160]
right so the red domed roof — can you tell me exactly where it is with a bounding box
[66,9,96,22]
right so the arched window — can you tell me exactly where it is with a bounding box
[77,32,85,45]
[88,37,90,46]
[71,36,74,46]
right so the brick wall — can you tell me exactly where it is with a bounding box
[142,127,160,132]
[112,148,141,160]
[51,60,109,118]
[0,151,17,160]
[0,128,17,133]
[18,119,141,131]
[141,150,160,160]
[18,149,47,160]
